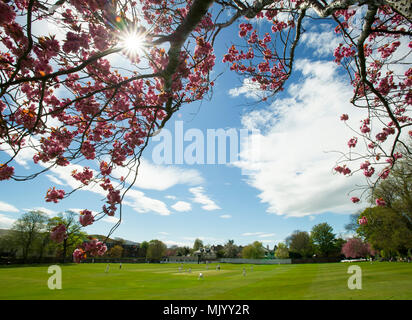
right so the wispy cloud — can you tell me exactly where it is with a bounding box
[171,201,192,212]
[102,216,120,224]
[229,78,265,100]
[0,214,16,228]
[112,158,204,191]
[241,232,275,238]
[301,25,340,57]
[189,187,220,211]
[0,201,19,213]
[46,174,66,186]
[124,189,171,216]
[23,207,56,217]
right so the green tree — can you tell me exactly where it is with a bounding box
[372,153,412,215]
[109,245,124,258]
[241,241,265,259]
[0,230,19,257]
[193,238,203,251]
[275,242,289,259]
[48,211,87,262]
[354,152,412,258]
[285,230,313,258]
[310,223,337,257]
[12,210,48,262]
[176,246,190,256]
[146,239,167,261]
[223,240,239,258]
[139,241,149,258]
[357,207,412,257]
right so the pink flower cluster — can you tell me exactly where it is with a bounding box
[334,43,356,65]
[35,128,74,164]
[0,164,14,180]
[62,32,89,54]
[72,238,108,263]
[340,114,349,121]
[0,2,16,26]
[50,224,67,243]
[73,248,86,263]
[45,187,65,203]
[72,167,93,185]
[378,41,400,59]
[376,198,386,207]
[79,209,94,227]
[358,216,367,225]
[379,168,390,180]
[363,166,375,178]
[334,165,351,175]
[83,238,107,257]
[103,188,121,217]
[351,197,360,203]
[360,118,370,134]
[239,23,253,38]
[100,161,112,176]
[80,141,96,160]
[348,137,357,148]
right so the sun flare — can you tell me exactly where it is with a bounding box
[119,30,146,58]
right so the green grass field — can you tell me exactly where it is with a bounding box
[0,262,411,300]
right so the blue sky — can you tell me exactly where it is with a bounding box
[0,7,382,248]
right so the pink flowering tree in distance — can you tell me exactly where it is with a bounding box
[0,0,411,261]
[341,237,372,258]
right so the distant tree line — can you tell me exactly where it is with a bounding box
[1,153,410,263]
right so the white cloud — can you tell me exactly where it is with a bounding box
[181,236,223,243]
[165,195,177,200]
[0,136,38,168]
[0,214,16,228]
[220,214,232,219]
[23,207,57,217]
[234,59,369,218]
[102,216,120,224]
[46,174,66,186]
[260,239,276,244]
[163,240,191,247]
[189,187,220,211]
[258,233,276,238]
[241,232,275,237]
[112,158,204,191]
[124,189,171,216]
[158,231,169,235]
[0,201,19,213]
[68,208,87,215]
[229,78,265,100]
[171,201,192,212]
[41,160,172,216]
[301,29,340,57]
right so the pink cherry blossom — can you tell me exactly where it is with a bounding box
[348,137,358,148]
[376,198,386,207]
[0,164,14,180]
[351,197,360,203]
[45,187,65,203]
[50,224,67,243]
[73,248,86,263]
[79,210,94,227]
